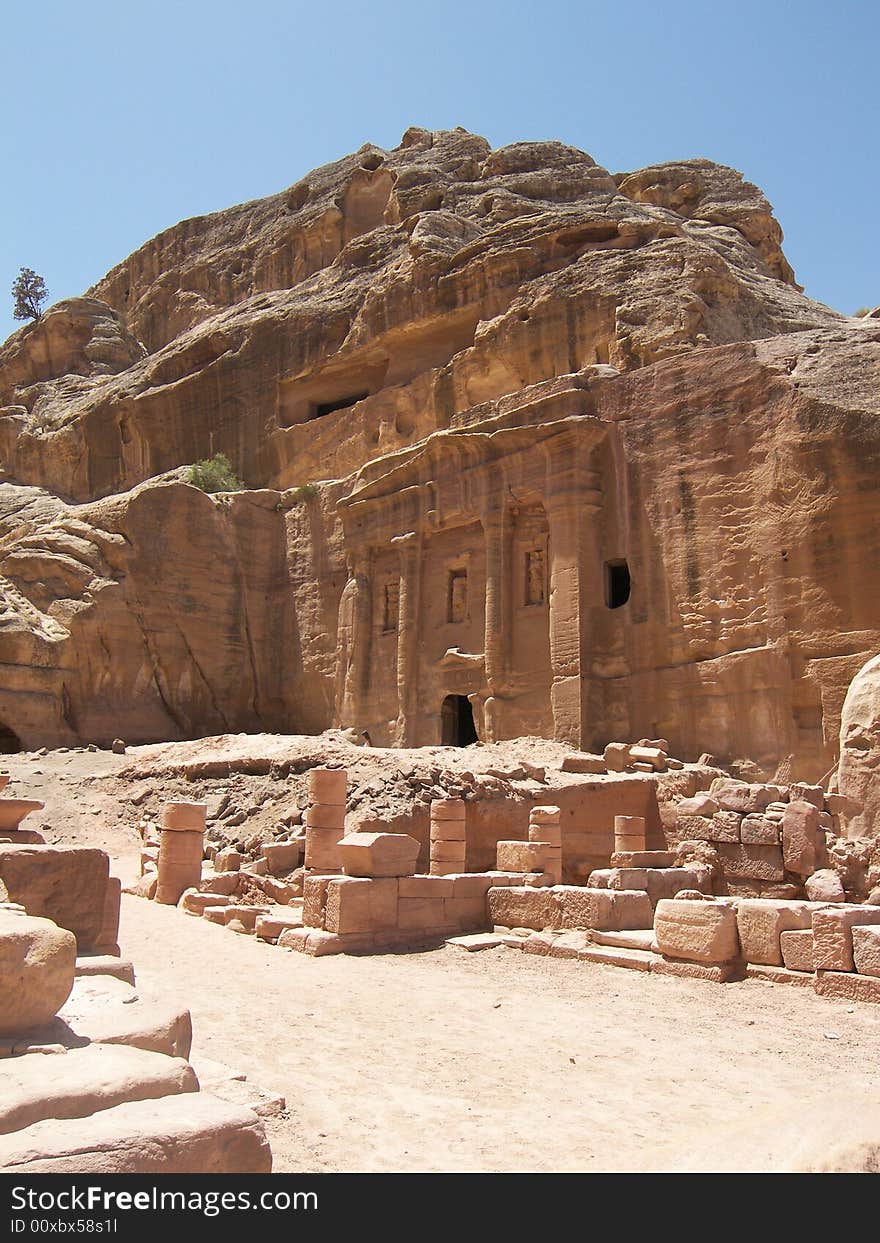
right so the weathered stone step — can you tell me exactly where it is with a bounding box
[588,928,656,951]
[0,1043,197,1136]
[74,954,135,985]
[0,1091,272,1173]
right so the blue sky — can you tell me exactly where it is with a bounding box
[1,0,877,345]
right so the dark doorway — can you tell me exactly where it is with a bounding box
[441,695,478,746]
[0,723,22,753]
[311,391,370,420]
[604,559,631,609]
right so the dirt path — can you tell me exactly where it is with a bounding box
[119,895,880,1173]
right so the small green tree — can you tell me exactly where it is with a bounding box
[12,268,48,321]
[186,453,243,493]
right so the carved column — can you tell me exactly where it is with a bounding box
[393,531,422,746]
[545,435,604,750]
[482,491,512,741]
[336,550,373,731]
[351,551,373,728]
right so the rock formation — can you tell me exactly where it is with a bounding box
[0,127,877,778]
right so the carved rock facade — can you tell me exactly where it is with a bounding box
[0,129,877,777]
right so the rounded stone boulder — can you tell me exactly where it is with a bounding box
[0,910,77,1036]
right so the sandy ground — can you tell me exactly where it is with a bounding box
[120,893,880,1173]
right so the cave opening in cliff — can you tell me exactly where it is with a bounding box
[441,695,478,747]
[0,723,22,753]
[604,559,631,609]
[311,391,371,420]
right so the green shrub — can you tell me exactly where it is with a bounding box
[186,453,243,493]
[292,482,319,503]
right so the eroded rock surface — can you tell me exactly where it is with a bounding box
[0,128,876,778]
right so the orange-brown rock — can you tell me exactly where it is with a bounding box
[0,128,877,779]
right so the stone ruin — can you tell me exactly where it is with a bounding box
[2,128,880,1172]
[0,787,274,1173]
[125,739,880,1005]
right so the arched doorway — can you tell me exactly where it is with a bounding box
[441,695,478,746]
[0,722,22,753]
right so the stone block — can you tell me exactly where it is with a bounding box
[780,928,815,972]
[325,877,398,934]
[644,867,712,906]
[629,746,666,770]
[496,840,549,873]
[180,890,230,915]
[0,846,109,951]
[790,783,825,810]
[156,828,204,906]
[162,802,207,832]
[307,768,347,806]
[254,912,303,942]
[587,869,612,888]
[610,850,677,868]
[852,926,880,978]
[429,839,467,863]
[781,801,820,877]
[0,1093,271,1173]
[445,933,506,951]
[487,886,555,932]
[676,794,719,818]
[552,886,622,931]
[0,910,76,1036]
[653,899,740,963]
[709,780,773,814]
[396,896,449,931]
[716,842,785,882]
[603,742,631,771]
[529,821,561,846]
[198,872,240,896]
[561,754,606,774]
[260,842,301,874]
[0,1043,198,1136]
[444,896,488,931]
[676,815,715,841]
[611,889,655,930]
[651,958,742,983]
[740,814,779,845]
[222,906,268,932]
[814,970,880,1005]
[529,804,561,825]
[214,849,242,873]
[202,907,228,925]
[430,799,466,820]
[430,818,466,842]
[74,955,135,985]
[257,876,298,905]
[449,874,494,898]
[805,870,845,903]
[96,876,122,954]
[430,860,464,877]
[398,875,454,898]
[812,906,880,971]
[338,832,418,878]
[305,804,346,830]
[736,898,814,966]
[707,811,742,843]
[302,875,334,928]
[304,827,343,870]
[51,981,192,1060]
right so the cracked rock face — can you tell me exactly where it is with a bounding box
[0,127,877,774]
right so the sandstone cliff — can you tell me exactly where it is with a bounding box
[0,127,876,779]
